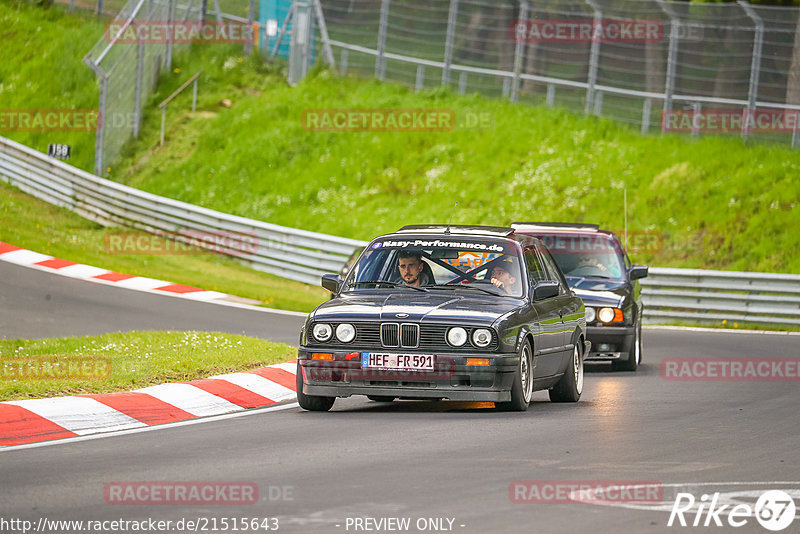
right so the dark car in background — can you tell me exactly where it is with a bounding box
[297,225,590,411]
[512,223,648,371]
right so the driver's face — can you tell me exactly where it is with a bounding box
[398,257,424,285]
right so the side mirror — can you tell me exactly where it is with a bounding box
[321,274,342,294]
[629,265,649,280]
[533,280,559,300]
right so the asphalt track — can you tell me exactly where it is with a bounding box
[2,261,800,534]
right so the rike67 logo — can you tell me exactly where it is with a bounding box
[668,490,796,531]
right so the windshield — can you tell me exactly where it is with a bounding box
[532,233,626,280]
[344,236,524,297]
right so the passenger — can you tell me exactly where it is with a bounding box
[397,251,432,287]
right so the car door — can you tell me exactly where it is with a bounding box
[523,245,564,379]
[538,244,581,363]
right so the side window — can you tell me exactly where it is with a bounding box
[538,245,569,294]
[523,246,547,284]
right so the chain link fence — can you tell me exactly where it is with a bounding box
[320,0,800,146]
[54,0,800,174]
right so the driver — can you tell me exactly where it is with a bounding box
[490,259,520,295]
[397,251,432,287]
[571,254,610,276]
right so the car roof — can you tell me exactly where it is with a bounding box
[511,222,617,238]
[396,225,515,237]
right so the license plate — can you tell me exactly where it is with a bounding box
[361,352,435,371]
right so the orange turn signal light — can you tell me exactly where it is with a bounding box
[311,353,334,361]
[466,358,490,366]
[613,308,624,322]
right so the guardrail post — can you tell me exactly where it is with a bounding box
[739,0,763,140]
[375,0,390,80]
[442,0,458,86]
[160,106,167,146]
[656,0,680,115]
[192,77,198,111]
[584,0,602,114]
[593,90,603,115]
[641,98,651,134]
[511,1,529,102]
[415,65,424,92]
[546,83,555,107]
[793,113,799,148]
[458,72,467,94]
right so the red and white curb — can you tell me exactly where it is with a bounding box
[0,241,256,304]
[0,361,299,447]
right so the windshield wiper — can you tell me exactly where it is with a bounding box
[432,283,504,296]
[350,281,428,292]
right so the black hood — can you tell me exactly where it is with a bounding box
[566,277,628,308]
[312,291,522,326]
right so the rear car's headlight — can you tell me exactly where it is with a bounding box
[447,327,468,347]
[335,323,356,343]
[585,306,596,323]
[472,328,492,348]
[312,323,333,342]
[598,307,623,323]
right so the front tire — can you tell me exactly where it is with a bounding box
[612,320,641,372]
[549,341,584,402]
[296,362,335,411]
[497,339,533,412]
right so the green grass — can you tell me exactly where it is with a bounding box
[0,0,107,172]
[0,331,295,400]
[0,181,329,312]
[109,56,800,273]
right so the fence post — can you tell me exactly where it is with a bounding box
[510,1,528,102]
[245,0,256,56]
[375,0,390,80]
[166,0,176,70]
[641,98,651,134]
[96,0,103,16]
[458,71,467,94]
[442,0,458,86]
[288,0,313,85]
[96,75,107,175]
[691,102,701,137]
[134,37,144,138]
[739,0,763,140]
[793,114,799,148]
[593,90,603,115]
[546,83,555,106]
[416,65,425,92]
[313,0,336,67]
[656,0,680,115]
[584,0,602,114]
[340,48,349,75]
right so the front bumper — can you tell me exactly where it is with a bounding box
[584,325,635,361]
[298,349,519,402]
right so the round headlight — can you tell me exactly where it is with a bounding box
[585,306,596,323]
[447,327,468,347]
[598,307,616,323]
[472,328,492,348]
[312,323,332,342]
[335,323,356,343]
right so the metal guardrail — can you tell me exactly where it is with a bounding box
[641,268,800,326]
[2,134,800,325]
[0,135,366,285]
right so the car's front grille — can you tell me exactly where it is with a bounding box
[307,322,498,352]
